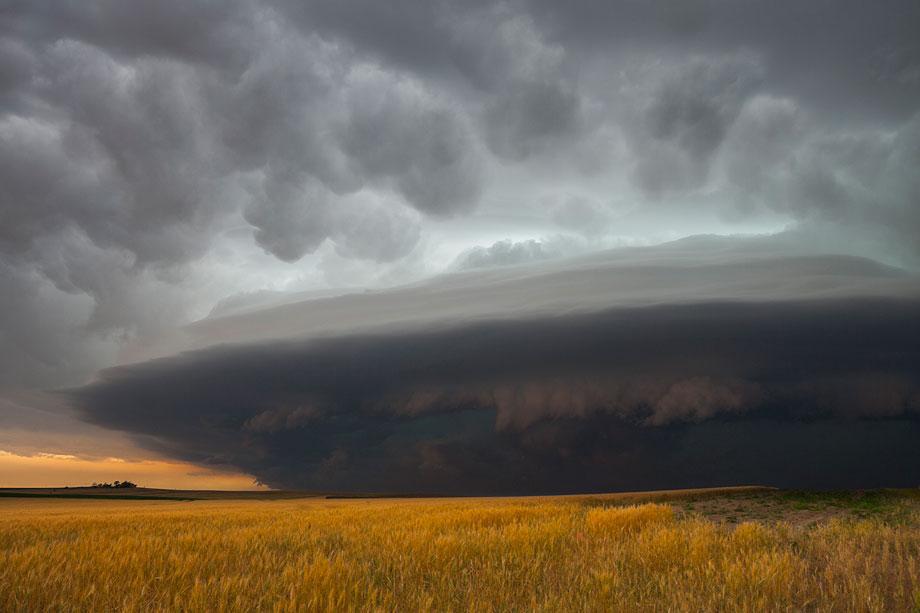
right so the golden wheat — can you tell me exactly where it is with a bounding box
[1,496,917,612]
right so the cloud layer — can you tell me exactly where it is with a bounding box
[2,1,920,490]
[71,243,920,493]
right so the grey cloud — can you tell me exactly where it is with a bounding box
[718,102,920,258]
[268,0,476,81]
[383,375,762,431]
[552,197,614,238]
[528,0,920,121]
[483,79,582,160]
[337,73,482,216]
[70,297,920,494]
[718,95,802,199]
[0,229,195,390]
[631,54,764,195]
[212,32,352,190]
[207,287,356,320]
[0,2,488,388]
[244,406,319,434]
[1,0,917,273]
[278,1,585,161]
[0,115,104,256]
[182,235,918,353]
[0,41,230,268]
[2,0,920,490]
[242,170,424,265]
[453,238,565,270]
[1,0,255,68]
[0,1,488,271]
[273,0,554,93]
[646,55,762,156]
[0,36,35,114]
[474,14,583,160]
[70,240,920,493]
[243,178,334,263]
[272,0,920,128]
[0,260,100,388]
[332,198,421,263]
[791,114,920,246]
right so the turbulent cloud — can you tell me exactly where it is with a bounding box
[71,240,920,493]
[453,238,568,270]
[331,197,422,263]
[2,1,920,491]
[72,298,920,494]
[179,235,918,352]
[243,178,335,263]
[337,70,483,216]
[631,53,764,195]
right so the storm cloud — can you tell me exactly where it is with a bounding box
[71,243,920,493]
[2,1,920,491]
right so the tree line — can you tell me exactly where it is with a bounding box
[90,481,138,489]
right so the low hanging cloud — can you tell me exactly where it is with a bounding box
[3,0,920,393]
[70,239,920,494]
[2,1,920,489]
[631,53,764,196]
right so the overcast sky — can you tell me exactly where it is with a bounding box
[1,1,919,491]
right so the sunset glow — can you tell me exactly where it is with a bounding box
[0,450,263,491]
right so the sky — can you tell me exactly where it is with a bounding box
[1,0,919,493]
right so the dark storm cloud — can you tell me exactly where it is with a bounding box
[2,0,919,275]
[0,0,484,272]
[526,0,920,121]
[631,53,764,195]
[70,241,920,493]
[71,297,920,494]
[2,0,920,484]
[482,79,583,161]
[0,0,257,70]
[715,97,920,254]
[0,0,482,383]
[337,75,482,216]
[179,236,919,353]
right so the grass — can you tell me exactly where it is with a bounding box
[1,490,918,611]
[781,490,899,514]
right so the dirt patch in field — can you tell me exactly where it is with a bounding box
[672,489,920,526]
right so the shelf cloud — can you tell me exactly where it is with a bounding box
[2,1,919,491]
[71,240,920,493]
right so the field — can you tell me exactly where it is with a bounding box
[1,487,918,612]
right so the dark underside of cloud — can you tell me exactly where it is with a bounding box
[6,0,918,492]
[71,297,920,494]
[3,0,920,393]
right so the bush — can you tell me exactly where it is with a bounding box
[90,481,138,489]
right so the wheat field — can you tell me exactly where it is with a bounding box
[1,491,918,612]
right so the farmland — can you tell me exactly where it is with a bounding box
[1,487,918,611]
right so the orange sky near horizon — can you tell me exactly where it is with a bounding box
[0,449,265,490]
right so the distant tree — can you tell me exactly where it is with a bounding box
[89,481,137,488]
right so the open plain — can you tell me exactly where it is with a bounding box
[1,487,917,612]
